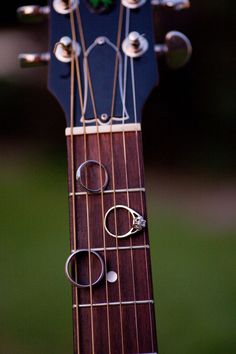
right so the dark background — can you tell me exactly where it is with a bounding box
[0,1,235,354]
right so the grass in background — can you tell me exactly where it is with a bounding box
[0,156,235,354]
[150,210,236,354]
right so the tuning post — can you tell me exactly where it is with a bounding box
[122,0,147,9]
[18,52,50,68]
[151,0,190,10]
[17,5,50,23]
[54,37,81,63]
[155,31,192,69]
[53,0,78,14]
[122,32,148,58]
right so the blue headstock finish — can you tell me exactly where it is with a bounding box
[48,0,158,127]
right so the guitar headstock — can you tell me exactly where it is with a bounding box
[18,0,192,127]
[48,0,157,127]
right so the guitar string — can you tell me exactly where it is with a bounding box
[74,17,112,354]
[120,11,155,349]
[120,7,140,352]
[110,3,124,121]
[68,15,80,352]
[130,56,155,351]
[79,7,130,353]
[75,6,97,120]
[122,8,129,119]
[82,37,129,124]
[71,2,153,353]
[134,129,155,352]
[74,5,112,353]
[108,2,126,353]
[70,6,95,353]
[121,134,140,353]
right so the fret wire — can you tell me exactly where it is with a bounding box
[73,300,154,309]
[69,187,145,197]
[71,245,150,253]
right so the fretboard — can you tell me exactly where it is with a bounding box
[66,125,158,354]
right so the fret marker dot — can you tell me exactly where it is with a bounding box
[107,271,118,283]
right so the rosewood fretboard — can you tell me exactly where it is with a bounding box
[66,128,158,354]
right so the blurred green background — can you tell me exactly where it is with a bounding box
[0,1,236,353]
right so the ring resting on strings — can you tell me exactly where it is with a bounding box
[76,160,109,193]
[104,205,146,238]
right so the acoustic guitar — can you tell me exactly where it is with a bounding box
[17,0,191,352]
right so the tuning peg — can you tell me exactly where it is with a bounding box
[154,31,192,69]
[18,53,50,68]
[54,37,81,63]
[17,5,50,23]
[151,0,190,10]
[122,32,148,58]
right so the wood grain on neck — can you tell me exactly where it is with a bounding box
[66,130,158,354]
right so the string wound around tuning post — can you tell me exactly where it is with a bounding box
[54,36,81,63]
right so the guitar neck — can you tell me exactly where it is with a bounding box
[66,123,158,353]
[18,0,191,351]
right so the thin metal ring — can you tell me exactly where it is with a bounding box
[104,205,146,239]
[76,160,109,193]
[65,249,105,288]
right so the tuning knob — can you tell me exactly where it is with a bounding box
[18,53,50,68]
[151,0,190,10]
[17,5,50,23]
[154,31,192,69]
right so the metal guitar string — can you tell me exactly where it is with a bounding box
[68,6,80,352]
[70,1,154,352]
[74,4,112,353]
[119,8,140,352]
[122,7,130,120]
[82,37,129,124]
[108,2,126,353]
[70,5,96,353]
[130,56,155,351]
[121,6,155,349]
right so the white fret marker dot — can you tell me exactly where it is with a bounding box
[107,271,118,283]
